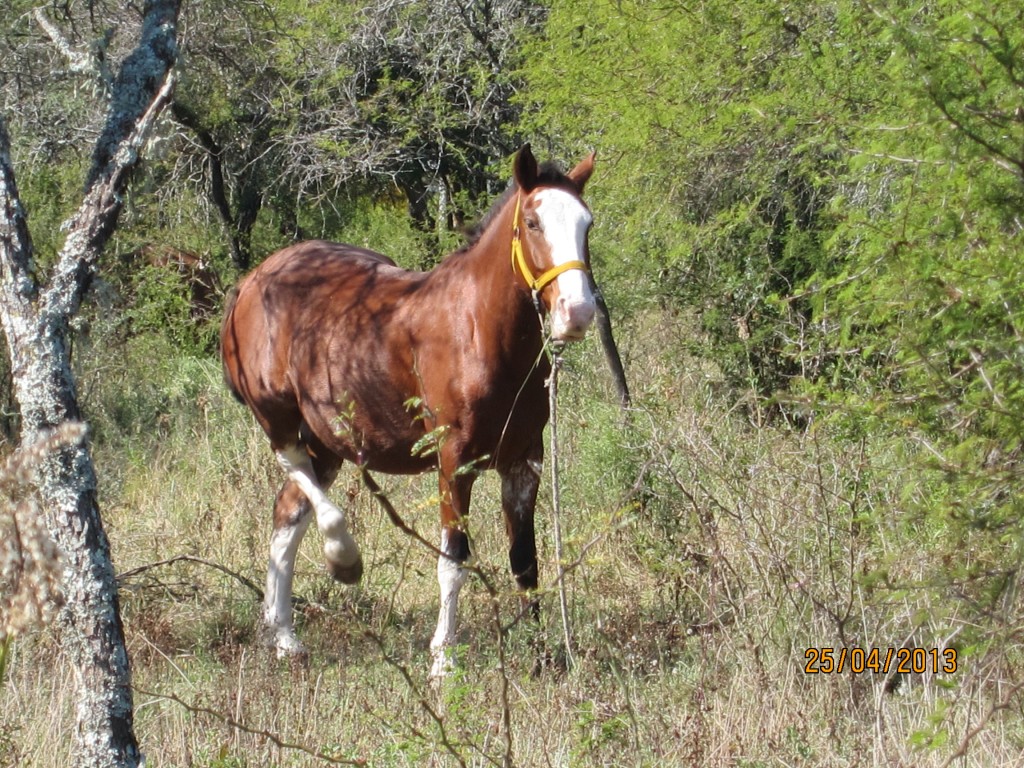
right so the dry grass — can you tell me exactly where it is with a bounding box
[2,316,1023,766]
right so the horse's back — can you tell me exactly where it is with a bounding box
[255,239,398,276]
[220,240,419,445]
[223,239,410,344]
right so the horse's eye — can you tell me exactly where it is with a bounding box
[525,218,540,231]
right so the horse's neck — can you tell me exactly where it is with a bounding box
[431,207,544,357]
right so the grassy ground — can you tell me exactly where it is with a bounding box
[3,311,1023,767]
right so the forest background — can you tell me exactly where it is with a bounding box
[1,0,1022,766]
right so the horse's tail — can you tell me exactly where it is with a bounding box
[219,285,246,405]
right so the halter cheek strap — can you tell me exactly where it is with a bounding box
[511,194,589,294]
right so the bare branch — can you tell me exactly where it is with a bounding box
[0,118,40,357]
[33,7,114,95]
[941,679,1024,768]
[134,686,368,766]
[117,553,264,600]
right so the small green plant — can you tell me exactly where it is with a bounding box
[409,424,450,460]
[0,635,11,689]
[572,700,631,762]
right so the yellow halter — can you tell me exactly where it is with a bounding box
[511,194,589,294]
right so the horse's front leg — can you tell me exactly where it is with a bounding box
[500,448,546,670]
[429,461,474,680]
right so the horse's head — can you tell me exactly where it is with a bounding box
[511,145,598,342]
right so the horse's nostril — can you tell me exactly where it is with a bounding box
[555,297,596,337]
[566,299,595,329]
[576,301,596,328]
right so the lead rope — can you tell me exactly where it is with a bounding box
[515,194,577,669]
[546,338,576,670]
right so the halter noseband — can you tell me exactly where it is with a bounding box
[511,194,590,294]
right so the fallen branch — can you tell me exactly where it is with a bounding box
[117,554,263,601]
[940,679,1024,768]
[134,686,367,766]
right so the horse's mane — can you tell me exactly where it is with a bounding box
[460,161,575,251]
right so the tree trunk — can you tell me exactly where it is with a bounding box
[0,2,180,765]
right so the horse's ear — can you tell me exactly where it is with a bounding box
[568,150,596,193]
[514,144,539,191]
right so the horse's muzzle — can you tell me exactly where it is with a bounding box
[552,295,597,341]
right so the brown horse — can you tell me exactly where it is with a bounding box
[220,145,598,677]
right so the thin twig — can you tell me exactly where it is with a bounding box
[940,680,1024,768]
[354,608,470,768]
[134,686,367,766]
[358,469,449,562]
[546,343,576,669]
[33,7,114,92]
[117,554,263,600]
[358,471,515,766]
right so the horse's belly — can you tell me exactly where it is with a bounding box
[301,403,432,475]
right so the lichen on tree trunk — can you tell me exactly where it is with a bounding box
[0,2,180,765]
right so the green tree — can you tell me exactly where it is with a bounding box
[522,1,863,402]
[152,0,547,272]
[266,0,545,245]
[525,0,1024,642]
[816,2,1024,554]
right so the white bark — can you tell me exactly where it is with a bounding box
[0,2,180,765]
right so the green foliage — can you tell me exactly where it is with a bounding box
[572,699,631,761]
[0,634,10,689]
[120,265,215,354]
[522,0,1024,632]
[76,334,217,452]
[803,3,1024,605]
[521,1,857,395]
[329,194,439,269]
[11,161,89,270]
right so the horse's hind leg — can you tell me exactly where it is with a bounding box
[264,449,354,657]
[264,479,314,656]
[275,445,364,583]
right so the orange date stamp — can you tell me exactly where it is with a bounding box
[803,647,957,675]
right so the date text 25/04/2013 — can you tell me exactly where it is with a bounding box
[803,647,957,675]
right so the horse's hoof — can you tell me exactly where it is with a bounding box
[326,554,364,584]
[262,624,308,661]
[428,646,458,682]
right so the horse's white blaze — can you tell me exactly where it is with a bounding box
[534,188,596,340]
[264,514,311,656]
[429,528,469,679]
[275,446,361,570]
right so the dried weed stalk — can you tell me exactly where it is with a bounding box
[0,423,86,640]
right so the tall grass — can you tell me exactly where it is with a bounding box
[2,311,1022,766]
